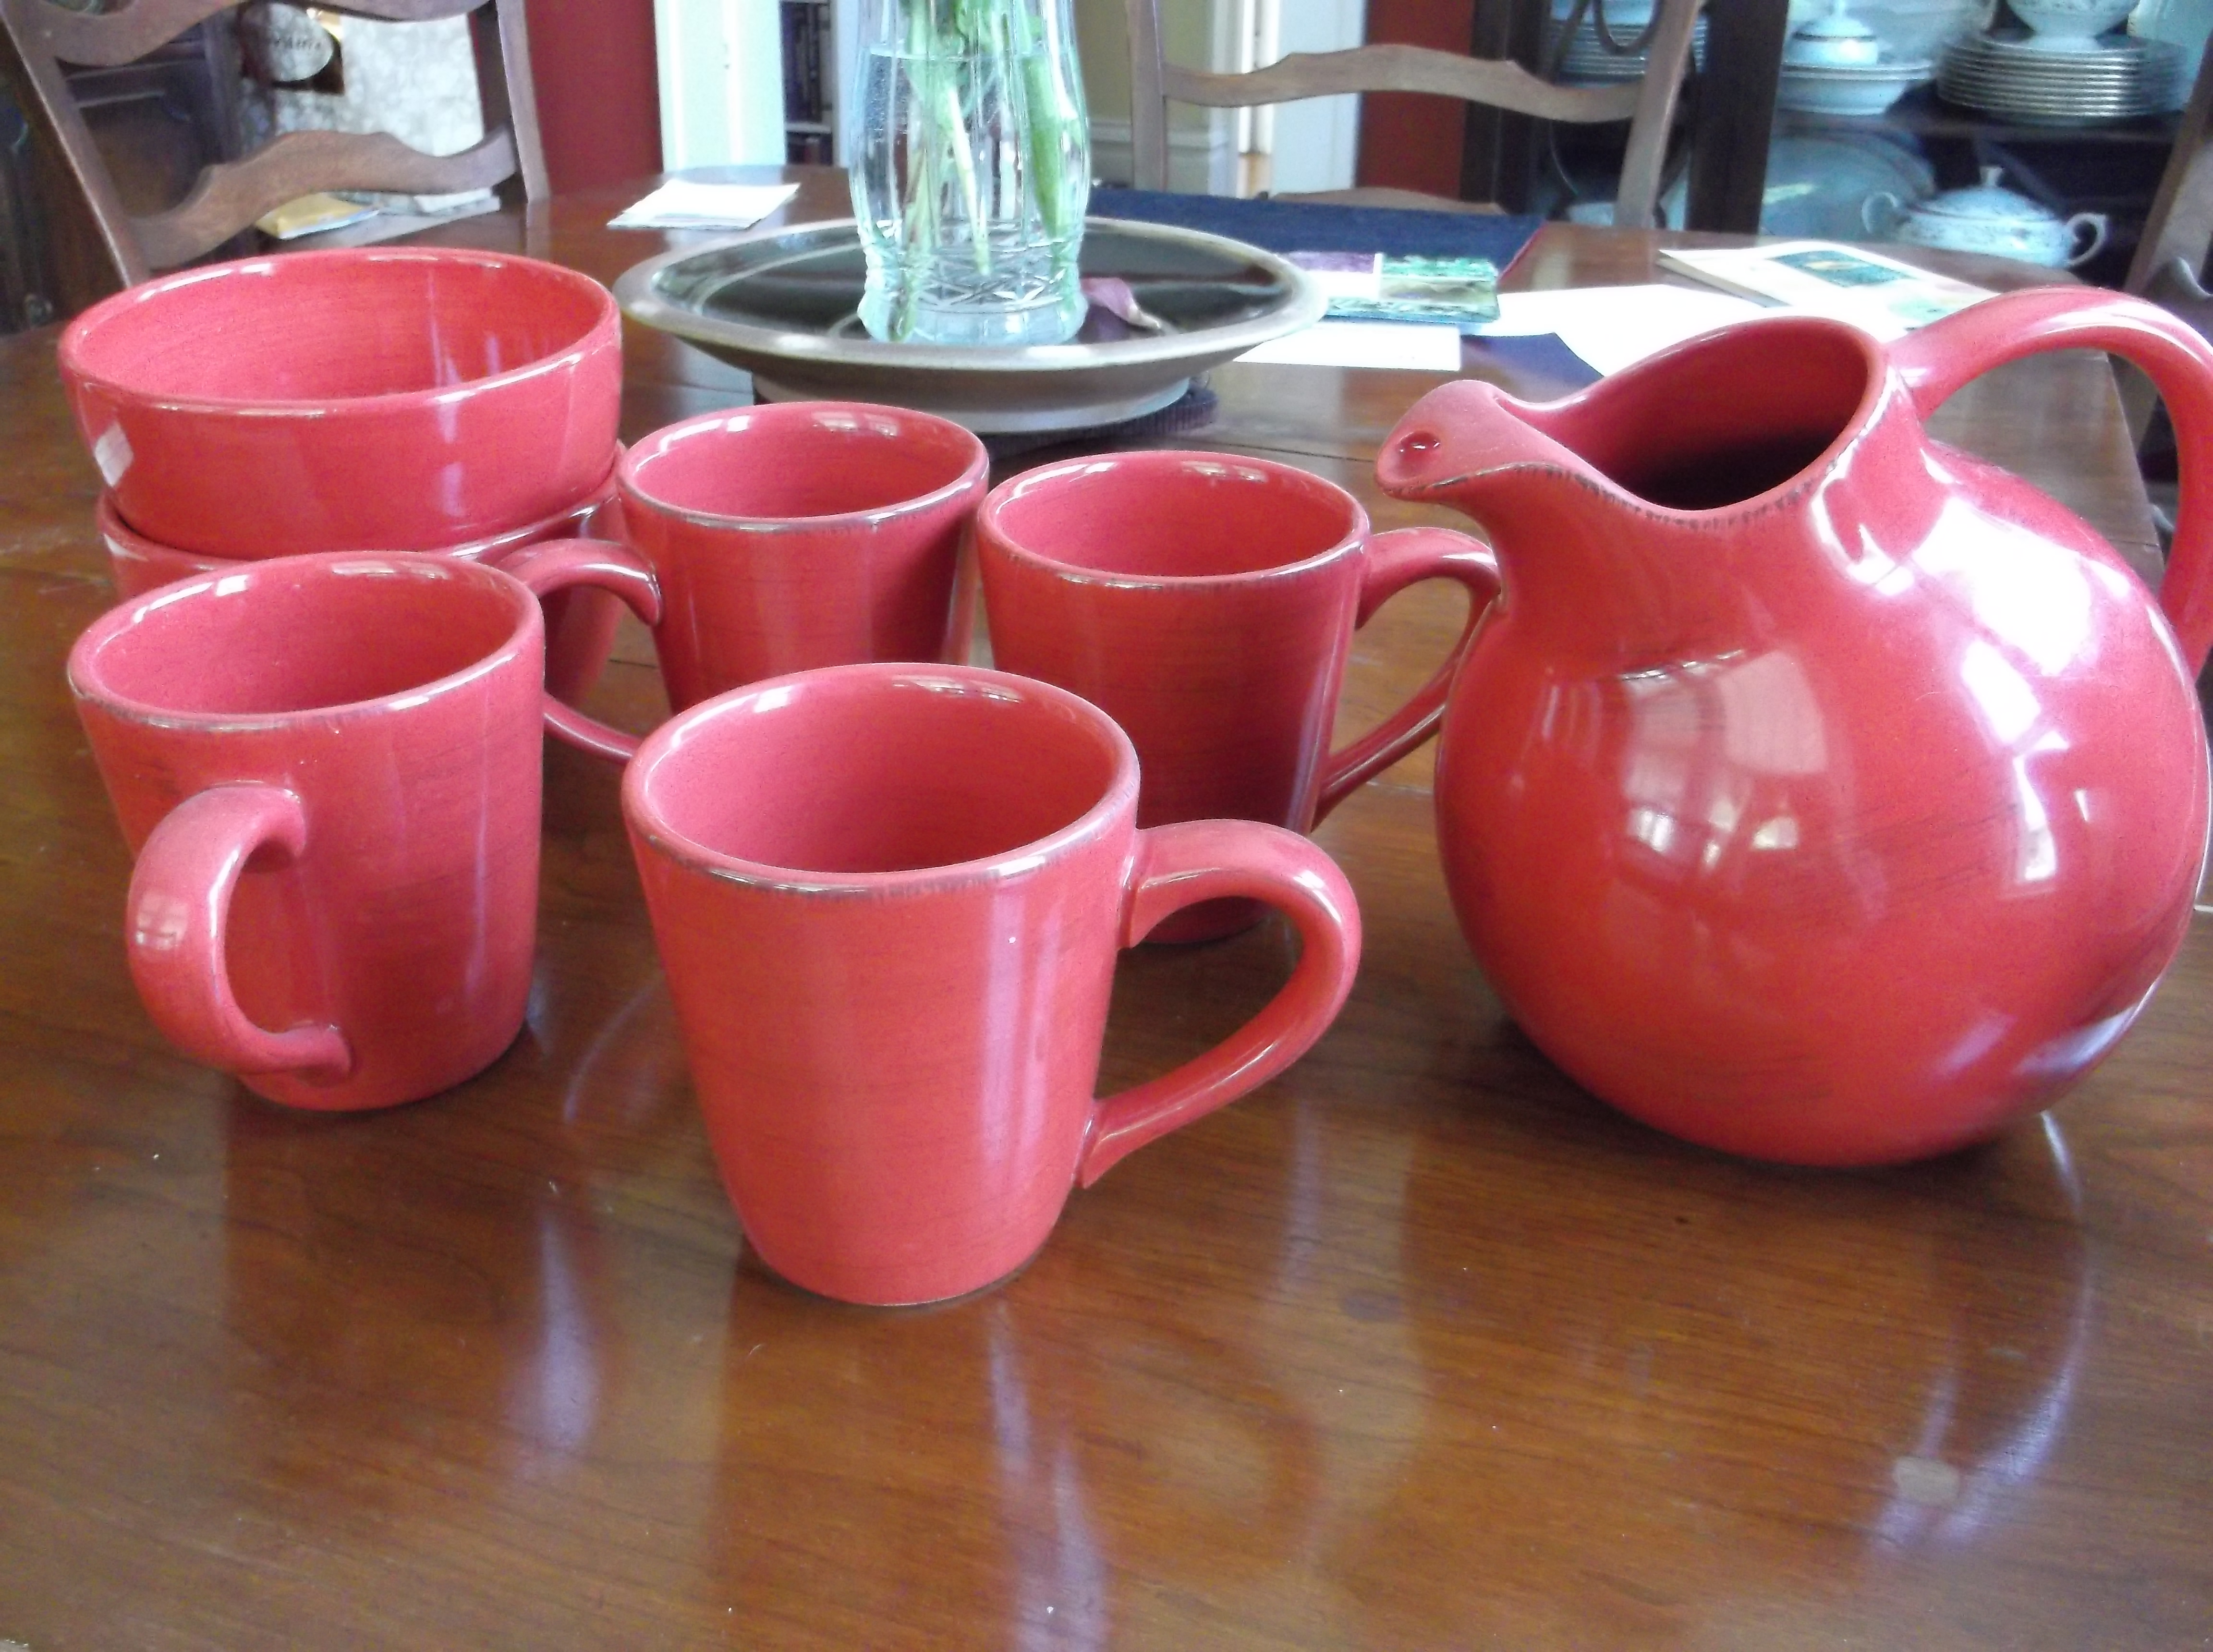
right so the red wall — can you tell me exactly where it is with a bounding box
[1357,0,1475,198]
[524,0,664,190]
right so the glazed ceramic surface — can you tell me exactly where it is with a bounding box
[509,401,989,761]
[1784,3,1885,65]
[1868,167,2108,268]
[1378,286,2213,1165]
[1776,58,1929,112]
[2009,0,2135,46]
[68,554,559,1110]
[59,248,622,559]
[96,454,628,706]
[621,663,1362,1305]
[975,450,1499,939]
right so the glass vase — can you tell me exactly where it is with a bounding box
[850,0,1090,347]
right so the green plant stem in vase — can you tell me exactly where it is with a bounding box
[851,0,1090,347]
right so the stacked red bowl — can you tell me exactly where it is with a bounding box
[60,246,627,702]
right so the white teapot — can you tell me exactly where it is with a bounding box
[1864,166,2108,269]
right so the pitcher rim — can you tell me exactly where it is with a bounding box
[1386,312,1897,524]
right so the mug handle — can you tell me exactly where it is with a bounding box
[126,784,351,1080]
[1890,285,2213,672]
[501,537,665,762]
[1078,818,1362,1186]
[486,504,627,707]
[1313,525,1503,822]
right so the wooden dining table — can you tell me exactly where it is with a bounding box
[1,167,2206,1649]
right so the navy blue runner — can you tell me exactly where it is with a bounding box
[1091,187,1544,270]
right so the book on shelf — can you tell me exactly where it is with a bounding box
[780,0,830,129]
[1656,241,1993,336]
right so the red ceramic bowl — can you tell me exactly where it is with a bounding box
[60,248,622,559]
[97,460,626,707]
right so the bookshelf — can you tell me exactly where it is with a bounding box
[782,0,836,163]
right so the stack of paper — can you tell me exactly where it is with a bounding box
[1236,235,1999,378]
[1240,322,1464,372]
[1655,242,1993,339]
[1473,285,1769,376]
[610,181,802,231]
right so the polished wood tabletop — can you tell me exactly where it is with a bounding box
[1,170,2206,1649]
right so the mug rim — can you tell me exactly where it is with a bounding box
[976,448,1369,588]
[57,247,619,417]
[617,401,990,534]
[622,662,1141,897]
[68,551,543,732]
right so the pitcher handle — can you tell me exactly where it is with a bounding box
[1890,286,2213,674]
[1314,526,1503,822]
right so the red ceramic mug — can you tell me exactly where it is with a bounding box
[96,453,628,707]
[68,553,571,1111]
[621,663,1364,1306]
[977,449,1501,939]
[507,401,990,761]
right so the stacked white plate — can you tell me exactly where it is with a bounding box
[1937,30,2187,121]
[1547,12,1709,82]
[1778,58,1935,115]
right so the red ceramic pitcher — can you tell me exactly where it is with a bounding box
[1378,287,2213,1166]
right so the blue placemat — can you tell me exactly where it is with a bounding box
[1467,333,1603,394]
[1091,188,1543,270]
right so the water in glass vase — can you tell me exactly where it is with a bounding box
[851,0,1090,348]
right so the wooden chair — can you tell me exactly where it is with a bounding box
[0,0,546,294]
[1121,0,1704,229]
[2129,37,2213,312]
[2117,36,2213,486]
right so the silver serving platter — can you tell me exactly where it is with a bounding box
[615,217,1325,433]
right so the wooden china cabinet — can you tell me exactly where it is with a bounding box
[1362,0,2175,264]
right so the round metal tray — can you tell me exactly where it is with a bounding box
[614,217,1325,433]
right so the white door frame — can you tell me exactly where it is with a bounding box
[656,0,787,170]
[1232,0,1366,196]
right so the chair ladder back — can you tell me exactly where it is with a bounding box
[0,0,150,284]
[1125,0,1170,193]
[1613,0,1702,230]
[2129,36,2213,298]
[0,0,545,293]
[1119,0,1702,226]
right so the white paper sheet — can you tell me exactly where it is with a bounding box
[609,181,802,231]
[1237,320,1463,372]
[1474,284,1768,376]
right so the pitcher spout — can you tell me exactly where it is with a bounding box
[1378,319,1895,664]
[1379,377,1607,535]
[1380,377,1689,662]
